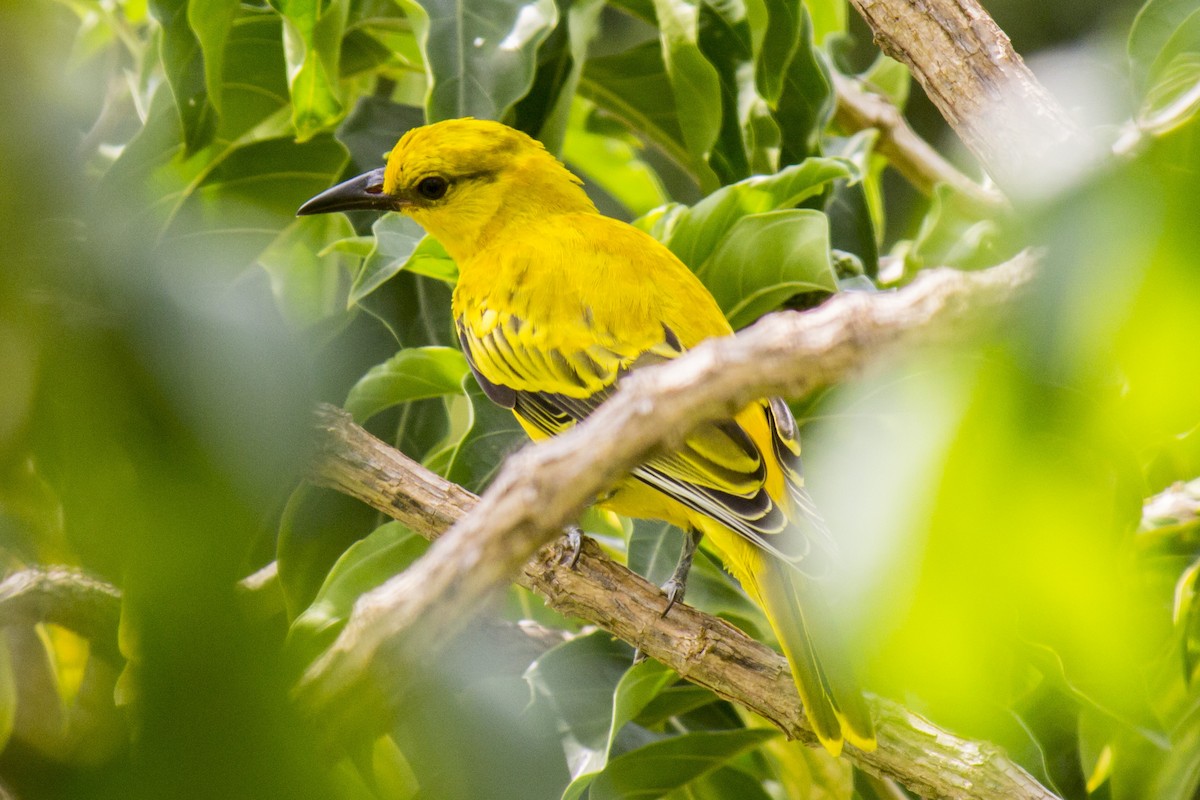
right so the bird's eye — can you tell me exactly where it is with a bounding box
[416,176,449,200]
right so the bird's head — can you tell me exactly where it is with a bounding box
[298,118,594,261]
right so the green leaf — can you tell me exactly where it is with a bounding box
[579,40,693,172]
[350,214,427,305]
[563,99,669,217]
[1129,0,1200,90]
[150,0,219,152]
[424,378,528,493]
[404,0,559,122]
[344,346,470,422]
[904,184,1001,275]
[271,0,350,139]
[289,521,429,652]
[662,156,856,270]
[651,0,724,189]
[187,0,240,116]
[805,0,847,43]
[664,765,776,800]
[633,684,720,729]
[773,4,832,165]
[514,0,606,153]
[700,212,840,328]
[586,728,779,800]
[697,0,756,184]
[259,214,355,327]
[755,0,801,106]
[561,660,680,799]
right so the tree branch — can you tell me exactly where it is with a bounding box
[0,567,122,664]
[832,71,1006,214]
[847,0,1092,193]
[300,252,1059,800]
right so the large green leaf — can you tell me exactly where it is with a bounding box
[754,0,800,106]
[150,0,219,152]
[578,40,693,171]
[350,213,426,305]
[586,728,779,799]
[773,3,832,165]
[1136,9,1200,138]
[563,99,669,217]
[344,345,469,422]
[561,660,680,799]
[271,0,350,139]
[187,0,240,116]
[700,211,840,331]
[651,0,724,189]
[514,0,606,152]
[402,0,559,122]
[661,155,856,269]
[697,0,756,184]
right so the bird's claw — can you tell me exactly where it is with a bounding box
[562,525,584,568]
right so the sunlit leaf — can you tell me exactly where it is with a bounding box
[563,99,669,217]
[150,0,218,151]
[424,378,527,493]
[187,0,240,116]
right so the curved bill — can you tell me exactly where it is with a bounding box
[297,168,394,216]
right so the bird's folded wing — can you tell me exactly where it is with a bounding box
[457,314,822,566]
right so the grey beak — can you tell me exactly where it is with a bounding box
[297,168,394,216]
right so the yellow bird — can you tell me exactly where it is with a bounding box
[299,118,875,755]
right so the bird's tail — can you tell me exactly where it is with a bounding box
[754,557,876,756]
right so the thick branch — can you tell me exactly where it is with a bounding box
[301,253,1056,799]
[848,0,1091,193]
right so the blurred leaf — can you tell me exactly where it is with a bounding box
[651,0,724,189]
[150,0,218,151]
[404,0,559,122]
[271,0,350,139]
[1129,0,1200,90]
[187,0,240,116]
[861,53,911,109]
[563,99,669,216]
[697,208,837,328]
[662,155,855,269]
[259,214,355,327]
[904,183,1001,274]
[344,345,469,422]
[586,728,778,800]
[289,521,429,653]
[0,635,14,753]
[805,0,847,43]
[1136,10,1200,138]
[424,378,527,493]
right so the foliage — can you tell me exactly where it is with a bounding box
[1,0,1199,799]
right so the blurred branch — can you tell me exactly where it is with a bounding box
[832,71,1007,214]
[847,0,1091,192]
[1139,478,1200,550]
[302,252,1058,800]
[0,567,122,663]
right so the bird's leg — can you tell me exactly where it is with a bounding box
[634,527,704,664]
[661,527,703,617]
[561,524,585,568]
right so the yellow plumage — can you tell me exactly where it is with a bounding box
[299,118,875,755]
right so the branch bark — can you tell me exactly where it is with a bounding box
[847,0,1093,193]
[300,253,1057,800]
[0,567,122,664]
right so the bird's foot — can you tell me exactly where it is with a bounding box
[561,525,584,568]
